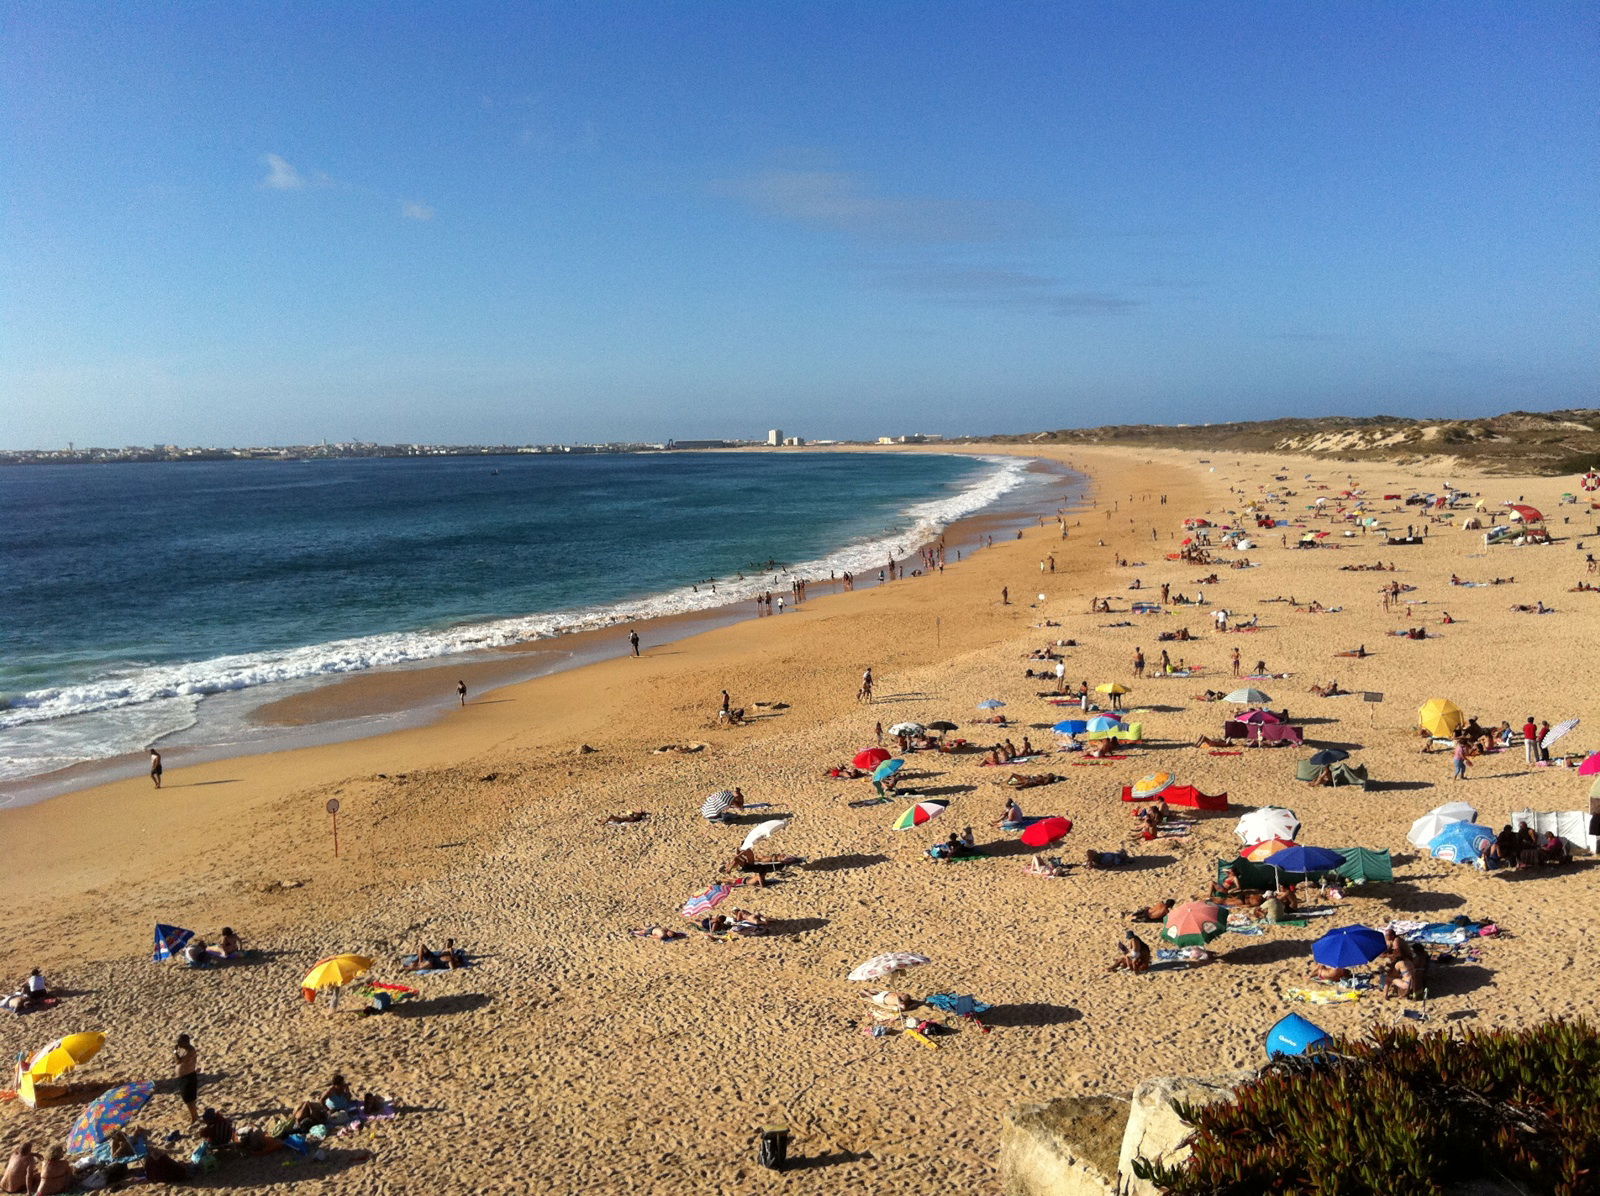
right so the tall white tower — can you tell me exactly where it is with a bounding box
[767,429,783,446]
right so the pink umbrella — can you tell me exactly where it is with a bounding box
[1239,710,1282,724]
[1579,753,1600,777]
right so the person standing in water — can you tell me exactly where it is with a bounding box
[149,748,163,789]
[628,629,641,657]
[456,680,467,706]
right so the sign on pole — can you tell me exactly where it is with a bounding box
[326,797,341,857]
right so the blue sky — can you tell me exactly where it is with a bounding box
[2,2,1594,447]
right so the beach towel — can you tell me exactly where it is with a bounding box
[1208,750,1244,756]
[1284,987,1371,1004]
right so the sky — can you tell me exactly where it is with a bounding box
[2,1,1595,447]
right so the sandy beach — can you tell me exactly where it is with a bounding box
[4,444,1599,1193]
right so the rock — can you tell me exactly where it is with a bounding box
[1000,1095,1127,1196]
[576,744,596,754]
[1116,1071,1253,1196]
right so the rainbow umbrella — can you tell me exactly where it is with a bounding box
[1131,772,1174,800]
[1161,901,1228,947]
[871,758,905,782]
[682,883,733,919]
[66,1083,156,1155]
[853,747,892,770]
[1020,816,1072,847]
[892,800,948,830]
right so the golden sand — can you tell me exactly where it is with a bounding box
[3,445,1598,1192]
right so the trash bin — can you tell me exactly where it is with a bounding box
[1265,1013,1333,1059]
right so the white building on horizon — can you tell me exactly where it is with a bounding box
[766,428,783,446]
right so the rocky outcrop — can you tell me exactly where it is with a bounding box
[1000,1095,1127,1196]
[1116,1071,1253,1196]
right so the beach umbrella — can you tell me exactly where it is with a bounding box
[1096,683,1130,695]
[1235,807,1302,845]
[1243,837,1298,862]
[927,721,959,733]
[152,924,194,962]
[1590,776,1600,801]
[1225,688,1272,705]
[1131,772,1174,800]
[682,883,733,919]
[700,790,740,819]
[1430,801,1478,822]
[892,800,948,830]
[1161,901,1228,947]
[25,1032,106,1081]
[1417,698,1465,738]
[1306,748,1350,768]
[976,699,1006,710]
[1238,709,1281,725]
[1542,718,1579,751]
[301,954,373,1002]
[1578,753,1600,777]
[889,722,925,737]
[66,1083,156,1155]
[871,758,905,782]
[1312,926,1387,969]
[1429,822,1496,864]
[1407,811,1471,850]
[1053,719,1089,734]
[1086,715,1124,734]
[848,953,930,983]
[1269,846,1347,877]
[1020,816,1073,847]
[740,818,789,852]
[1506,503,1544,523]
[852,748,891,770]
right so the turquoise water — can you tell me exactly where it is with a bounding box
[0,451,1038,780]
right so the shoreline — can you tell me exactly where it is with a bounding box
[0,451,1085,807]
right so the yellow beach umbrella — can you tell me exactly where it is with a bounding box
[301,954,373,1002]
[26,1032,106,1081]
[1097,683,1131,695]
[1418,698,1464,739]
[1131,772,1174,800]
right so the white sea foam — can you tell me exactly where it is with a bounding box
[0,456,1033,751]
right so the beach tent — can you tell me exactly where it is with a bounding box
[1293,759,1371,788]
[1121,784,1227,811]
[1335,847,1393,885]
[1508,810,1596,854]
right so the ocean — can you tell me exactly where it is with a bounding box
[1,451,1065,787]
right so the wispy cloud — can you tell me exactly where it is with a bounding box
[400,201,435,222]
[260,153,306,190]
[711,170,1030,243]
[871,263,1142,315]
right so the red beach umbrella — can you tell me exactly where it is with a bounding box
[853,747,892,770]
[1020,816,1073,847]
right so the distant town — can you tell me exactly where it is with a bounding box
[0,430,949,466]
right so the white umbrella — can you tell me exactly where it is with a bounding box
[1225,688,1272,705]
[888,722,925,737]
[1542,718,1579,751]
[1235,807,1301,846]
[740,818,789,852]
[1430,801,1478,822]
[1407,811,1470,850]
[847,953,930,983]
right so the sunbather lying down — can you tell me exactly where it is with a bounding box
[630,925,685,941]
[602,810,648,825]
[1025,853,1069,877]
[1005,772,1064,789]
[1194,735,1232,748]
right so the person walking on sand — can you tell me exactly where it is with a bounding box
[628,629,641,656]
[859,667,874,704]
[1452,737,1469,781]
[149,748,163,789]
[456,680,467,707]
[1001,586,1009,605]
[174,1033,200,1124]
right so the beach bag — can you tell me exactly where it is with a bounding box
[757,1127,789,1171]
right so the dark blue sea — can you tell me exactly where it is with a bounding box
[0,451,1042,782]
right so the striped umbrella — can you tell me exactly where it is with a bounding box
[682,883,733,919]
[892,800,948,830]
[1225,688,1272,704]
[66,1083,156,1155]
[1131,772,1174,800]
[700,790,739,819]
[1161,901,1229,947]
[871,758,905,782]
[847,953,930,982]
[1542,718,1579,751]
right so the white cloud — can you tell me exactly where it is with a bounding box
[401,201,435,221]
[711,169,1029,243]
[260,153,306,190]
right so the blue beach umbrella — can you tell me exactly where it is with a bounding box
[1312,925,1387,969]
[1306,749,1350,768]
[1268,845,1346,878]
[871,758,906,782]
[1085,715,1124,734]
[1428,821,1496,864]
[67,1083,156,1155]
[152,924,193,962]
[1052,719,1089,734]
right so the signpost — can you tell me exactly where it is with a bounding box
[327,797,341,857]
[1364,692,1384,725]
